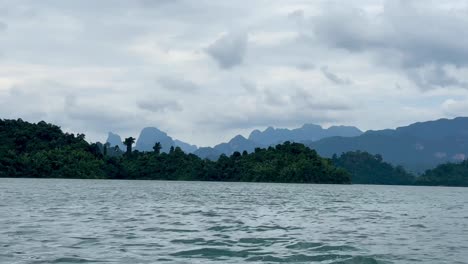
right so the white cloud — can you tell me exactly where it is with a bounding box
[0,0,467,146]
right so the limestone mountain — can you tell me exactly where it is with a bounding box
[248,124,362,146]
[107,127,197,154]
[307,117,468,173]
[105,132,125,150]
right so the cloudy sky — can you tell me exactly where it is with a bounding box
[1,0,468,146]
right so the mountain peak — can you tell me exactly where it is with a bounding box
[248,123,363,146]
[230,134,248,142]
[106,132,125,150]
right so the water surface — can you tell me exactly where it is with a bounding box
[1,178,467,263]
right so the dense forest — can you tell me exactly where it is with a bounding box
[1,119,467,186]
[332,151,416,185]
[0,119,349,184]
[415,161,468,187]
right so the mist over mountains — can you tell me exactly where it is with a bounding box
[106,117,468,173]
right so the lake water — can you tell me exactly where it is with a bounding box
[1,178,467,264]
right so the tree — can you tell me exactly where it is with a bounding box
[153,142,162,154]
[104,142,110,156]
[123,137,136,155]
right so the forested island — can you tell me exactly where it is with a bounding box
[1,119,467,186]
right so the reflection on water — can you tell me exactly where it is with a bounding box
[1,178,467,263]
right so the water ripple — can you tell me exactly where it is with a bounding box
[1,178,467,263]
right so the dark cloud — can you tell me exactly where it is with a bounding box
[158,76,200,92]
[321,66,352,85]
[407,65,467,90]
[137,99,182,113]
[2,1,468,145]
[311,1,468,89]
[206,32,247,69]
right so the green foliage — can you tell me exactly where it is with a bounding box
[0,119,106,178]
[123,137,136,155]
[0,119,350,184]
[416,161,468,187]
[208,142,351,183]
[332,151,415,185]
[152,142,162,154]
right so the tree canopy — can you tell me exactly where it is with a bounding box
[0,119,350,184]
[1,119,467,187]
[331,151,415,185]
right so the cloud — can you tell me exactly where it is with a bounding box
[296,63,315,71]
[240,79,257,93]
[309,1,468,89]
[158,76,200,92]
[0,21,7,31]
[321,66,352,85]
[407,65,468,90]
[137,99,182,113]
[205,32,247,69]
[198,84,353,131]
[441,98,468,117]
[2,1,468,146]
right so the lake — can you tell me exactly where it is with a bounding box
[1,178,467,263]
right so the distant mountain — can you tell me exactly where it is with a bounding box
[307,117,468,173]
[192,124,362,160]
[108,127,197,154]
[135,127,175,152]
[105,132,125,150]
[194,135,260,160]
[174,140,198,154]
[215,135,261,155]
[248,124,362,146]
[193,147,222,160]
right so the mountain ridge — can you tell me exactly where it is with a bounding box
[106,117,468,172]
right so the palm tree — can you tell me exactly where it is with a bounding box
[123,137,136,155]
[153,142,162,155]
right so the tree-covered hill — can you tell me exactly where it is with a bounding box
[415,161,468,187]
[308,117,468,173]
[0,119,107,178]
[332,151,415,185]
[0,119,351,184]
[209,142,350,184]
[2,118,467,187]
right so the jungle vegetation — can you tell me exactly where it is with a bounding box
[1,119,466,186]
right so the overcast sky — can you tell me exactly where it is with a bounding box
[1,0,468,146]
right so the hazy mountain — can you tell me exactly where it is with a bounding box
[193,147,222,160]
[193,135,261,160]
[307,117,468,173]
[108,127,197,154]
[248,124,362,146]
[214,135,261,155]
[192,124,362,160]
[174,140,198,153]
[135,127,175,152]
[105,132,125,150]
